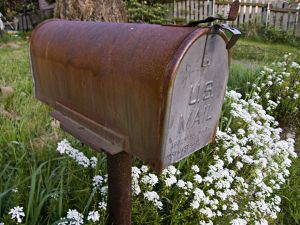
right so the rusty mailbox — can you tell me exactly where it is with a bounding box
[30,19,240,172]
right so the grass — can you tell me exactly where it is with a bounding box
[0,34,299,224]
[232,39,300,64]
[0,38,107,224]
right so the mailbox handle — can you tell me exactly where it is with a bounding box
[218,24,241,50]
[186,0,240,26]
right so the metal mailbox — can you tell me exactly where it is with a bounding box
[30,19,238,171]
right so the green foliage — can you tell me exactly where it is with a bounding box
[232,39,300,64]
[0,0,38,18]
[228,62,262,97]
[277,156,300,225]
[126,0,171,24]
[0,40,105,224]
[264,26,300,47]
[249,54,300,127]
[238,23,300,48]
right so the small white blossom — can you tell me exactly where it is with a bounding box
[194,174,203,184]
[8,206,25,223]
[191,165,200,173]
[231,218,247,225]
[66,209,84,225]
[98,201,107,210]
[92,175,103,188]
[87,211,100,222]
[90,157,98,168]
[143,191,163,209]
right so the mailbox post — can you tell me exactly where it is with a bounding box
[29,2,240,224]
[107,152,132,225]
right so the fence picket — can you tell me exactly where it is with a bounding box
[282,11,288,31]
[203,0,208,19]
[275,3,282,29]
[240,0,246,24]
[296,11,300,37]
[169,0,300,37]
[245,0,251,24]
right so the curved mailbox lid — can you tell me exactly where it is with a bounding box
[162,31,228,168]
[29,20,228,172]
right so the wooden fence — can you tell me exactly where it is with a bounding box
[166,0,300,37]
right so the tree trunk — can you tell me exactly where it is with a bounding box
[54,0,127,22]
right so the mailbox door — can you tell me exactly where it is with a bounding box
[162,32,228,167]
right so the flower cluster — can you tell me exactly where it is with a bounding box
[58,209,84,225]
[249,54,300,123]
[54,87,297,224]
[57,139,97,168]
[8,206,25,224]
[52,56,298,225]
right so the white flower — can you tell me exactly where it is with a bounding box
[132,167,141,179]
[255,219,268,225]
[231,202,239,211]
[165,175,177,187]
[8,206,25,223]
[194,174,203,183]
[236,161,244,169]
[100,186,108,195]
[199,207,214,218]
[264,66,273,73]
[98,201,107,210]
[56,140,90,168]
[199,220,213,225]
[87,211,100,222]
[191,165,200,173]
[176,179,186,189]
[141,173,158,187]
[190,200,200,209]
[132,180,141,195]
[226,90,242,101]
[141,165,149,173]
[66,209,84,225]
[194,188,205,200]
[143,191,163,209]
[231,218,247,225]
[92,175,103,188]
[207,189,215,196]
[90,157,97,168]
[186,181,193,189]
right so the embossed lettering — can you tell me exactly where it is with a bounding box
[186,110,194,129]
[192,108,201,127]
[181,64,191,87]
[204,104,212,121]
[178,114,185,134]
[203,81,214,100]
[188,84,200,105]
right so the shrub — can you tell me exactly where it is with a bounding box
[125,0,171,24]
[237,24,300,48]
[0,0,38,18]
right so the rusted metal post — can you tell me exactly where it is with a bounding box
[107,151,132,225]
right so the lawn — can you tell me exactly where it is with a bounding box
[0,34,299,225]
